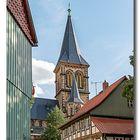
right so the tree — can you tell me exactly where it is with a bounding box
[30,85,35,108]
[30,96,35,108]
[122,75,134,101]
[122,54,134,102]
[43,106,66,140]
[129,54,134,67]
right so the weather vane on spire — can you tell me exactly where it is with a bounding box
[67,2,71,15]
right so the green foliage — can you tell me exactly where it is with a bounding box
[122,53,134,102]
[129,55,134,67]
[29,96,35,109]
[122,75,134,101]
[43,106,66,140]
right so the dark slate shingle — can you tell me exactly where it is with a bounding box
[57,15,89,66]
[31,98,59,120]
[67,74,83,104]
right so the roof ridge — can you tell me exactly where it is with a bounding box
[35,97,57,101]
[72,25,82,63]
[92,76,127,98]
[91,117,134,135]
[92,116,133,121]
[79,75,127,111]
[60,76,127,128]
[7,0,38,46]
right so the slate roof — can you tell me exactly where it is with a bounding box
[91,117,134,135]
[56,14,89,66]
[67,74,83,104]
[31,98,59,120]
[7,0,38,46]
[60,76,127,128]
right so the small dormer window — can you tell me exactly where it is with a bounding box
[128,100,133,108]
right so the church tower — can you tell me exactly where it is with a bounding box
[54,7,90,117]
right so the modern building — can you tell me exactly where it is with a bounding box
[54,7,90,118]
[7,0,38,139]
[59,76,134,140]
[31,98,59,140]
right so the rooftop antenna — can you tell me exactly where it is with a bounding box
[68,2,71,16]
[91,81,102,95]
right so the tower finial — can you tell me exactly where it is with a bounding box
[67,2,71,16]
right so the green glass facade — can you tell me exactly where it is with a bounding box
[7,11,32,140]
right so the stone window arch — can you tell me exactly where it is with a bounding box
[75,71,83,89]
[66,70,73,87]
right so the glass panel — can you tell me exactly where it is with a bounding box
[7,12,32,139]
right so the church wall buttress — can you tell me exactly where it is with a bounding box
[61,65,65,89]
[56,92,62,109]
[80,93,89,103]
[84,68,89,93]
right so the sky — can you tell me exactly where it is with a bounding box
[28,0,133,99]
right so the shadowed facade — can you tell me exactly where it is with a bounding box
[7,0,38,139]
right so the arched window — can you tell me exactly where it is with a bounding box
[66,70,73,87]
[75,71,83,89]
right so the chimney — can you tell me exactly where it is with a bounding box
[102,80,109,91]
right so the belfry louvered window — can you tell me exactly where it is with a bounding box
[75,71,83,89]
[66,70,73,87]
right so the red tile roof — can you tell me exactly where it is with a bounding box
[91,117,134,135]
[60,76,127,128]
[7,0,38,46]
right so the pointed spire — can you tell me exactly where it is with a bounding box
[67,2,71,16]
[56,8,89,66]
[67,73,83,104]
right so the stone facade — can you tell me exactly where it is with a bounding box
[54,62,89,117]
[31,120,47,140]
[54,10,90,119]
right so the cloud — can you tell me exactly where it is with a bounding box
[32,58,55,85]
[33,83,55,99]
[33,84,46,98]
